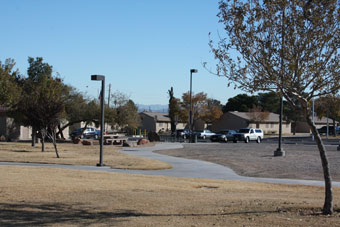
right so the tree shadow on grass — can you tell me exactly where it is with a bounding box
[0,202,284,226]
[0,202,136,226]
[8,150,32,153]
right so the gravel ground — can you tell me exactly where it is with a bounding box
[155,142,340,181]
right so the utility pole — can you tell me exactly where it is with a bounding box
[108,83,111,108]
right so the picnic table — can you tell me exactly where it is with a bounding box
[104,135,128,145]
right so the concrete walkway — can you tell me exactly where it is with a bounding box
[1,143,340,187]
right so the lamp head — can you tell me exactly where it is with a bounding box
[91,75,105,81]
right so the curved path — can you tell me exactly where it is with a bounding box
[1,143,340,187]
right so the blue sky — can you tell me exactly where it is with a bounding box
[1,0,242,105]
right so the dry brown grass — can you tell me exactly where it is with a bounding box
[0,142,171,170]
[1,166,340,226]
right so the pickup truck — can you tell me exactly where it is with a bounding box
[233,128,264,143]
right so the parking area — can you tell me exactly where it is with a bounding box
[155,142,340,181]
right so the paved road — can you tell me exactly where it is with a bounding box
[1,143,340,187]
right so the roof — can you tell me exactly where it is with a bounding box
[313,116,339,124]
[229,111,338,124]
[140,112,170,122]
[229,111,281,123]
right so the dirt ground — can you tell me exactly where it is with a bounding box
[155,143,340,181]
[1,166,340,226]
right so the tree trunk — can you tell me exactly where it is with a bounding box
[31,127,36,147]
[41,137,45,152]
[51,130,60,158]
[57,124,65,140]
[332,119,336,137]
[40,129,46,152]
[170,120,176,135]
[46,128,60,158]
[305,116,333,215]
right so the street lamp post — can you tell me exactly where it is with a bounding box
[274,96,285,156]
[274,6,286,157]
[189,69,198,143]
[91,75,105,166]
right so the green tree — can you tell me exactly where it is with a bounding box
[222,94,258,112]
[16,57,66,157]
[315,96,340,136]
[257,92,294,124]
[0,59,21,107]
[168,87,181,134]
[209,0,340,214]
[257,92,280,113]
[114,100,140,133]
[108,91,140,133]
[59,87,101,138]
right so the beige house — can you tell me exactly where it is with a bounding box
[139,112,186,133]
[0,106,32,141]
[211,111,291,135]
[0,106,69,141]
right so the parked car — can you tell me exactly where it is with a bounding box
[317,126,340,135]
[70,127,100,139]
[175,129,191,138]
[210,129,237,142]
[195,130,216,139]
[233,128,264,143]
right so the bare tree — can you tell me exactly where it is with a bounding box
[208,0,340,214]
[246,105,270,128]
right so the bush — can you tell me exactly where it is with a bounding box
[147,132,160,142]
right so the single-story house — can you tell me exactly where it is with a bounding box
[211,111,291,135]
[139,111,186,133]
[0,106,32,141]
[0,106,69,141]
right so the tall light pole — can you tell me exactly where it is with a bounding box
[274,96,285,156]
[189,69,198,143]
[274,6,285,157]
[312,98,315,141]
[91,75,105,166]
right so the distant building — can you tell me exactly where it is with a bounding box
[139,112,186,133]
[0,106,32,141]
[211,111,291,135]
[294,116,339,133]
[0,106,69,141]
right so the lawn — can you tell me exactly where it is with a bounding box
[1,166,340,226]
[0,142,171,170]
[1,142,340,226]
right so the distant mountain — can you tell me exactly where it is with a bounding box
[137,104,168,113]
